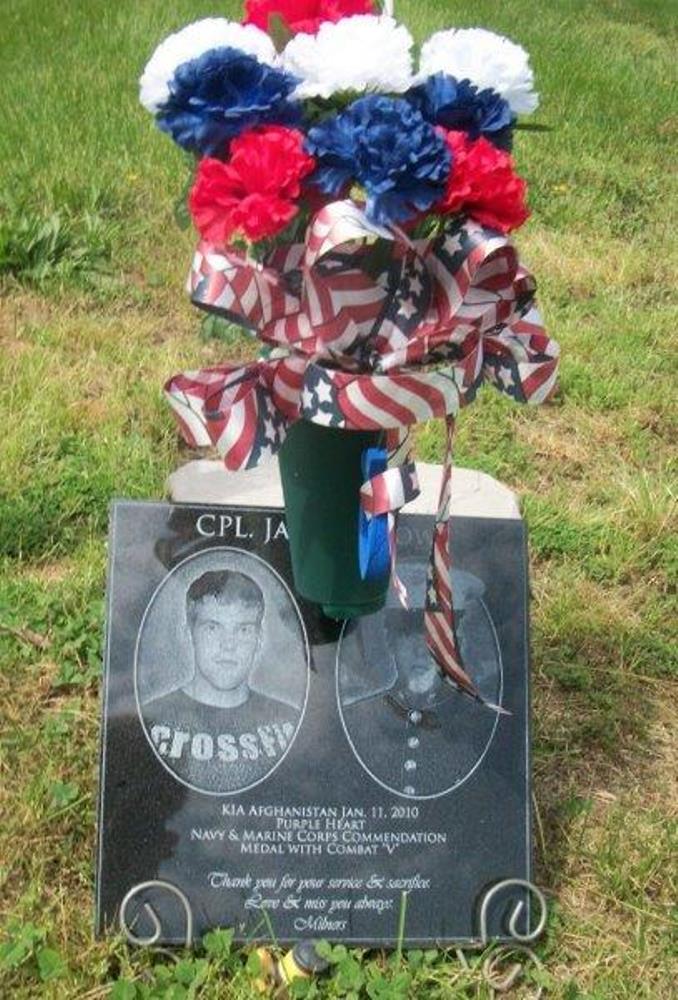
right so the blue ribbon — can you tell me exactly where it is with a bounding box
[359,447,391,582]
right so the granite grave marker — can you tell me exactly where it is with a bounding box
[96,501,531,945]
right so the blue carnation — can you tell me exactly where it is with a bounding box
[306,96,451,227]
[157,48,301,156]
[408,73,514,145]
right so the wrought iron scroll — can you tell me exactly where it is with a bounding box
[119,880,194,949]
[477,878,549,998]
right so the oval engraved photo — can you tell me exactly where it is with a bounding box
[136,548,309,795]
[337,561,502,800]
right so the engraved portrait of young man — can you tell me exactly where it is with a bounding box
[139,560,307,794]
[337,562,503,800]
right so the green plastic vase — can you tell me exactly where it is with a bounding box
[278,421,390,619]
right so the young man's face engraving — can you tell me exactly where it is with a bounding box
[140,562,309,794]
[191,596,261,693]
[184,571,265,708]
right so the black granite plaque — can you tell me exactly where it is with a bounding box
[96,501,531,946]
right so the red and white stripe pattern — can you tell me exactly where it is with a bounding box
[425,417,475,697]
[424,418,509,711]
[359,462,419,518]
[165,200,560,709]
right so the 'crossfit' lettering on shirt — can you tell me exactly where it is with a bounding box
[149,722,295,764]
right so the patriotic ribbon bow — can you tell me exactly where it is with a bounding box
[166,200,559,709]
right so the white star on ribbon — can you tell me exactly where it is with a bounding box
[314,379,334,405]
[398,298,418,320]
[301,386,315,412]
[445,232,466,254]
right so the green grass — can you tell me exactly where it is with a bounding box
[1,0,677,997]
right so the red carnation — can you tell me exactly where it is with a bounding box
[243,0,376,36]
[438,131,529,234]
[189,126,316,244]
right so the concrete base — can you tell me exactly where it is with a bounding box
[168,458,520,520]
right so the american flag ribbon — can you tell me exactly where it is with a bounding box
[165,200,559,709]
[358,445,420,600]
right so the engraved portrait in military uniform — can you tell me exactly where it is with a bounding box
[337,560,502,800]
[136,548,308,795]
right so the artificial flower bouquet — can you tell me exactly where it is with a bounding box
[141,0,559,706]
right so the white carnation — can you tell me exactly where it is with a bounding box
[139,19,278,113]
[282,15,414,100]
[419,28,538,115]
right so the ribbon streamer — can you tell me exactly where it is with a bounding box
[359,447,391,582]
[359,450,420,586]
[166,200,559,708]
